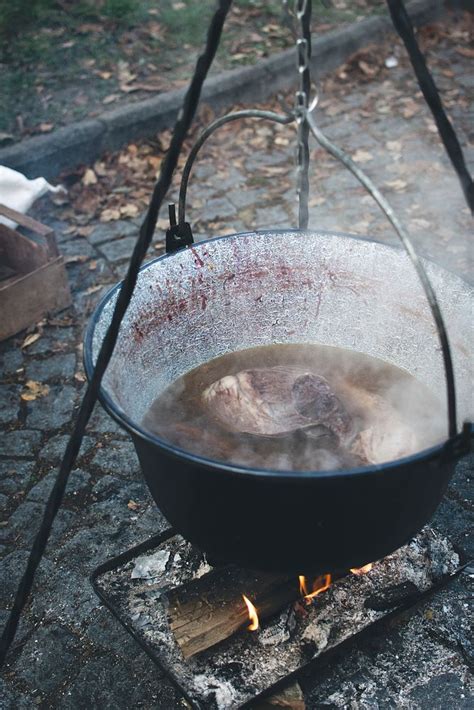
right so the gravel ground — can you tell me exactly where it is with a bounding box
[1,10,473,709]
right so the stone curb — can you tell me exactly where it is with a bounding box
[0,0,442,180]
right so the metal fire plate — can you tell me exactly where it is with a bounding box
[91,527,460,709]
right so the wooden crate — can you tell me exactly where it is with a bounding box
[0,204,71,341]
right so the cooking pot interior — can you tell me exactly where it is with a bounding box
[90,230,473,444]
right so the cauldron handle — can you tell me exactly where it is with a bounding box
[172,108,294,245]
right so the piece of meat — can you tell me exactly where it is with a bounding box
[346,389,418,464]
[202,366,355,445]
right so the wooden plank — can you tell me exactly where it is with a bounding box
[0,224,49,274]
[0,203,55,238]
[0,256,71,341]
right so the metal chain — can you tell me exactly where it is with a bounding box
[284,0,313,228]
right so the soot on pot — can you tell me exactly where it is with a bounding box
[141,343,446,471]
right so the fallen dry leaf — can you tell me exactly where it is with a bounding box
[74,372,86,383]
[38,122,54,133]
[21,380,50,401]
[82,168,98,186]
[103,94,119,105]
[456,47,474,59]
[358,60,377,77]
[386,140,403,153]
[85,284,103,295]
[120,203,139,218]
[401,99,421,119]
[21,332,41,349]
[385,179,408,191]
[89,260,97,270]
[410,217,431,230]
[65,255,89,264]
[308,195,326,207]
[127,500,140,511]
[352,149,374,163]
[100,208,121,222]
[76,226,93,237]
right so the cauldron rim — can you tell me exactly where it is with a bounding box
[84,228,466,481]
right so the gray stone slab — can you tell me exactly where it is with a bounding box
[0,461,36,495]
[204,197,237,220]
[88,220,137,246]
[26,468,91,504]
[29,565,100,629]
[57,653,183,710]
[228,187,266,209]
[254,204,291,227]
[38,434,95,465]
[14,624,81,695]
[91,440,140,479]
[98,236,137,263]
[0,550,55,603]
[25,385,77,430]
[59,236,96,259]
[0,349,24,378]
[1,430,42,457]
[87,403,123,435]
[25,328,75,356]
[3,501,77,547]
[25,354,76,382]
[0,384,20,425]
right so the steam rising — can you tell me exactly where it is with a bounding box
[141,343,447,471]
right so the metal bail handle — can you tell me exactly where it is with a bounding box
[166,203,194,254]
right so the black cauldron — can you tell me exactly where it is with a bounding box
[84,230,472,574]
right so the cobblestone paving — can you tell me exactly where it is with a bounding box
[1,15,473,709]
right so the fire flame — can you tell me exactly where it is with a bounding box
[242,594,259,631]
[298,574,332,603]
[350,563,374,576]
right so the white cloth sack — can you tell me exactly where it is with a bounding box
[0,165,65,229]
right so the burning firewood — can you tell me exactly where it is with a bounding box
[166,566,301,659]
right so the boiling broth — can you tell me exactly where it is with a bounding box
[142,343,446,471]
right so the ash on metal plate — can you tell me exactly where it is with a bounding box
[92,527,459,710]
